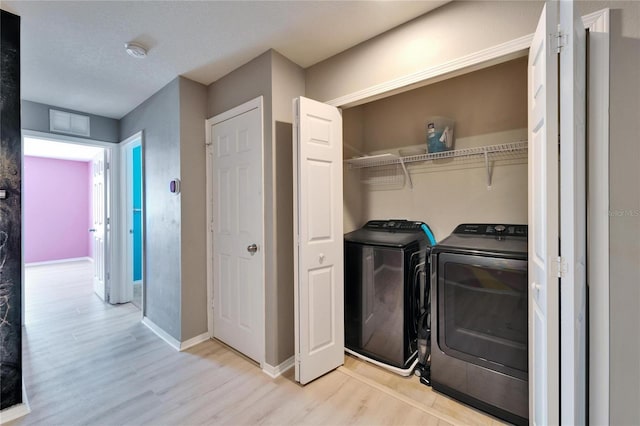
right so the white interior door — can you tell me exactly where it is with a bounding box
[559,1,587,423]
[293,96,344,385]
[119,135,143,306]
[529,2,586,424]
[91,151,107,300]
[528,4,559,424]
[211,102,264,364]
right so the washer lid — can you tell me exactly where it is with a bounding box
[344,227,427,248]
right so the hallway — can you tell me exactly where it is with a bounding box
[10,260,467,425]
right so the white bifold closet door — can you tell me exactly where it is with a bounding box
[528,1,586,425]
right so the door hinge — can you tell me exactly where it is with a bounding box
[106,272,110,281]
[106,217,110,225]
[106,162,111,170]
[556,256,568,278]
[295,354,301,366]
[554,30,568,53]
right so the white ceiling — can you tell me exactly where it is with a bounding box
[3,1,449,120]
[24,137,103,162]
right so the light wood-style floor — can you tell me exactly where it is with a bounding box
[8,260,502,426]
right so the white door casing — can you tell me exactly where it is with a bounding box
[118,132,144,306]
[293,96,344,385]
[91,151,107,300]
[209,98,264,364]
[559,1,587,424]
[584,9,610,425]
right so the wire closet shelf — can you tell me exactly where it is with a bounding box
[345,140,528,189]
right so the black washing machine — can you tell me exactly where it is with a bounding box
[431,224,528,425]
[344,220,434,375]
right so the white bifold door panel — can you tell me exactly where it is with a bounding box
[91,151,107,301]
[293,96,344,385]
[528,1,586,425]
[211,104,264,364]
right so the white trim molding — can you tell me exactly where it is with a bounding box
[142,316,180,351]
[0,381,31,423]
[326,8,610,111]
[582,8,610,32]
[585,8,610,426]
[25,256,92,267]
[142,317,211,352]
[262,356,294,379]
[22,128,121,308]
[115,131,144,307]
[326,33,533,108]
[180,332,210,351]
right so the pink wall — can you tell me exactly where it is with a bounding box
[24,156,91,263]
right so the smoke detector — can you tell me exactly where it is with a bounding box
[125,42,147,59]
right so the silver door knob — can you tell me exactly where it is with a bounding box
[247,244,258,255]
[88,228,96,233]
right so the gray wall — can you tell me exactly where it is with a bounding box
[607,5,640,424]
[207,49,304,367]
[22,100,119,143]
[306,1,640,423]
[270,51,305,365]
[120,76,209,342]
[207,50,272,118]
[207,50,276,364]
[120,78,182,340]
[179,77,209,340]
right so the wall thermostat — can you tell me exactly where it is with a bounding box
[169,178,181,194]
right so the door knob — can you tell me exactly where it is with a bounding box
[129,229,134,234]
[88,228,96,233]
[247,244,258,255]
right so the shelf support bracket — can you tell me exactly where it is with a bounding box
[484,151,493,189]
[398,157,413,189]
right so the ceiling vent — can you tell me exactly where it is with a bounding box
[49,109,90,137]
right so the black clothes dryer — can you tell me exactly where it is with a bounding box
[431,224,528,425]
[344,220,433,375]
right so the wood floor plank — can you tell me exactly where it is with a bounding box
[8,260,498,426]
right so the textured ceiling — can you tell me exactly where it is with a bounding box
[3,1,448,119]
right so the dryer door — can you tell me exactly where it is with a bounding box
[437,253,528,378]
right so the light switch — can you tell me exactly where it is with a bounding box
[0,189,7,200]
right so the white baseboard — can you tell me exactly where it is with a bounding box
[25,256,92,267]
[142,318,209,352]
[262,356,294,378]
[180,332,210,351]
[0,380,30,423]
[142,317,180,351]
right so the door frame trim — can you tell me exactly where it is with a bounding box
[322,7,609,421]
[21,129,120,306]
[205,96,266,368]
[117,131,144,311]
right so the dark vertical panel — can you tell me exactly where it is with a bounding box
[0,9,22,409]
